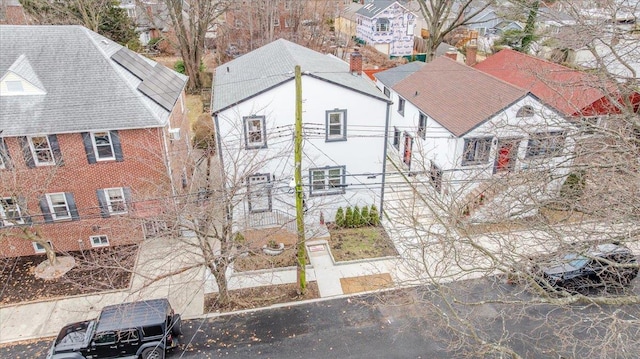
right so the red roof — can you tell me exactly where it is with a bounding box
[394,56,527,137]
[474,49,612,117]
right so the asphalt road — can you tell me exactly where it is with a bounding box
[3,276,639,359]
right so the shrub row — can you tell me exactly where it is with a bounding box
[335,204,380,228]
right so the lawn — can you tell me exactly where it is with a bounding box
[327,225,397,262]
[234,246,307,272]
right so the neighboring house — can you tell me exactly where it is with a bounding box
[0,0,27,25]
[120,0,171,48]
[0,25,190,257]
[335,1,363,45]
[375,56,575,221]
[464,5,505,36]
[212,39,391,232]
[355,0,417,57]
[474,49,640,128]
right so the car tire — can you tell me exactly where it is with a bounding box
[141,347,164,359]
[171,314,183,336]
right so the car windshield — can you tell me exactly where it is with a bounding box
[562,253,589,268]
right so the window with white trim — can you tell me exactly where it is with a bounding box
[244,116,267,149]
[248,174,272,213]
[33,241,53,254]
[526,132,565,157]
[462,137,493,165]
[0,138,8,169]
[273,15,280,27]
[310,167,345,196]
[418,113,427,139]
[1,197,24,226]
[383,87,390,98]
[90,235,109,247]
[104,188,127,214]
[46,193,71,220]
[375,18,389,32]
[326,109,347,141]
[91,132,115,161]
[29,136,55,166]
[235,19,242,28]
[429,162,443,193]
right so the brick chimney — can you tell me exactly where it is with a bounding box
[465,42,478,66]
[350,50,363,75]
[445,48,458,61]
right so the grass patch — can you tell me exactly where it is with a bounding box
[204,282,320,312]
[327,225,397,262]
[186,94,204,126]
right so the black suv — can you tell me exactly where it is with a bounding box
[532,243,639,292]
[46,298,182,359]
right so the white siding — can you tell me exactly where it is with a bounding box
[216,75,389,228]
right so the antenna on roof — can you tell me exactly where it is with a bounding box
[226,67,230,73]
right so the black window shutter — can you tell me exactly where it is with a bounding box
[81,132,97,164]
[18,137,36,168]
[0,138,11,169]
[18,196,32,224]
[39,196,53,223]
[65,193,79,221]
[111,130,124,162]
[97,189,110,218]
[48,135,64,166]
[123,187,132,210]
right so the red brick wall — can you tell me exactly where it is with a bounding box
[0,117,190,257]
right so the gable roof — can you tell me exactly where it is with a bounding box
[375,61,425,88]
[393,56,528,137]
[474,49,609,117]
[0,25,187,137]
[212,39,389,114]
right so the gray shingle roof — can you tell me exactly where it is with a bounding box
[356,1,395,18]
[0,25,187,137]
[375,61,425,88]
[212,39,388,114]
[393,56,528,137]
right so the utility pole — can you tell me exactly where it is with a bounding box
[294,65,307,294]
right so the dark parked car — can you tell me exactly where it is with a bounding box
[47,298,181,359]
[532,243,638,292]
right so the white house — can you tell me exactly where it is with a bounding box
[355,0,417,57]
[375,57,576,221]
[212,39,391,231]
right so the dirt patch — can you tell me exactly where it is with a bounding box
[204,282,320,313]
[463,207,594,235]
[327,225,397,262]
[341,274,394,294]
[0,245,137,305]
[234,246,309,272]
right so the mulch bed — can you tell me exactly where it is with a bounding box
[0,244,138,305]
[204,282,320,313]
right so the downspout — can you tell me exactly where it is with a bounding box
[161,125,177,199]
[380,101,391,219]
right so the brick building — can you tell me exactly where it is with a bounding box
[0,25,191,257]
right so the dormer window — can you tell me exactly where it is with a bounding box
[6,81,23,92]
[375,18,390,32]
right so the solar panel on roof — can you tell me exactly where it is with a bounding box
[111,48,184,111]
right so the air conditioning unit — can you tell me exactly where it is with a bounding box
[168,128,181,141]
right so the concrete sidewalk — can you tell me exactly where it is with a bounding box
[0,232,400,345]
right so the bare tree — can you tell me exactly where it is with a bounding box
[162,0,228,92]
[413,0,494,61]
